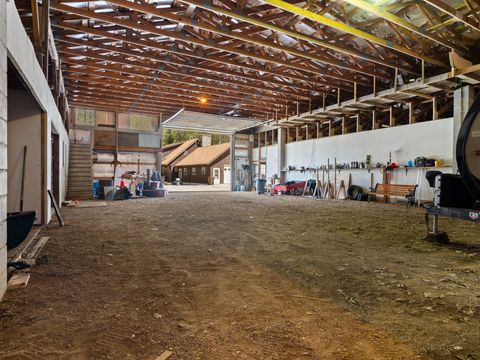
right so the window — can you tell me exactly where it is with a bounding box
[192,167,196,176]
[96,111,115,126]
[184,168,188,176]
[76,108,95,126]
[117,112,157,131]
[201,167,206,175]
[178,169,182,178]
[130,113,154,131]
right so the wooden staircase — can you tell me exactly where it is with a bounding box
[67,143,93,200]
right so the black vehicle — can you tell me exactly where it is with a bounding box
[424,93,480,242]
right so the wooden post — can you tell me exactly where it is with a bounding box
[432,97,438,120]
[409,102,414,124]
[114,111,119,184]
[31,0,42,50]
[342,117,346,134]
[257,132,262,179]
[372,110,377,130]
[42,0,50,78]
[356,114,361,132]
[337,88,341,106]
[421,59,425,84]
[389,107,395,127]
[394,68,398,92]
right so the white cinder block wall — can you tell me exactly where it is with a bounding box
[0,0,8,299]
[7,0,70,223]
[254,118,454,201]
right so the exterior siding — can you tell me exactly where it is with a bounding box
[210,153,231,184]
[179,165,210,184]
[177,152,231,184]
[162,143,198,182]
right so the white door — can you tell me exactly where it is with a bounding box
[223,165,231,184]
[213,167,221,185]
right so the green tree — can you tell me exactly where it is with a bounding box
[162,130,230,146]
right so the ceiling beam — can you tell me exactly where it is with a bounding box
[52,3,365,88]
[342,0,463,50]
[260,0,448,67]
[104,0,388,81]
[421,0,480,33]
[58,47,301,104]
[69,86,268,114]
[63,70,277,113]
[177,0,413,76]
[53,20,345,92]
[55,33,323,96]
[66,78,275,113]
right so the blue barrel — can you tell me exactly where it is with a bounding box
[256,179,267,194]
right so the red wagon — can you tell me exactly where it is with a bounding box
[272,181,306,195]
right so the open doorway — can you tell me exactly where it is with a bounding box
[7,59,45,225]
[51,132,60,204]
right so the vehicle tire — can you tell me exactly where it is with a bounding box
[347,185,364,199]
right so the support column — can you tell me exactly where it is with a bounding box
[389,107,395,127]
[277,128,286,183]
[453,85,475,172]
[230,133,235,191]
[257,132,262,178]
[0,0,7,299]
[156,121,163,187]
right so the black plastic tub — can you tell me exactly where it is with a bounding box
[7,211,36,251]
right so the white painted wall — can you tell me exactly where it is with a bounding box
[6,0,70,223]
[254,119,454,201]
[0,0,8,299]
[7,90,42,221]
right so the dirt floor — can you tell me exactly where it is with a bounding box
[0,192,479,360]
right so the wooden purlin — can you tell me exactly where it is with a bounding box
[46,0,478,116]
[54,21,347,94]
[101,0,385,83]
[177,0,414,76]
[51,4,366,89]
[55,36,328,98]
[57,48,321,103]
[261,0,448,67]
[62,66,280,113]
[67,83,275,114]
[56,44,322,101]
